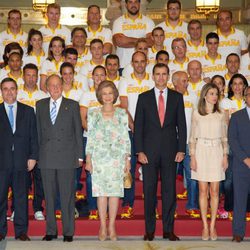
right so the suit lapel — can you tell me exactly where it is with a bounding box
[163,88,173,127]
[15,102,24,134]
[54,97,66,125]
[0,104,13,133]
[150,88,162,127]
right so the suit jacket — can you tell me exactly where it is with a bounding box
[228,108,250,173]
[36,97,83,169]
[0,102,38,171]
[134,88,186,163]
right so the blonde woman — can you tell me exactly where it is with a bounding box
[189,83,228,240]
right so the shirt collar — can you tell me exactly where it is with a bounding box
[4,101,17,110]
[50,96,63,106]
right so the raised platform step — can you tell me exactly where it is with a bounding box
[7,217,250,237]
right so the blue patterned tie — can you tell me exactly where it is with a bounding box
[8,105,14,132]
[50,101,57,125]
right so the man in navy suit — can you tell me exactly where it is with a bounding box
[0,77,38,241]
[228,86,250,243]
[134,63,186,241]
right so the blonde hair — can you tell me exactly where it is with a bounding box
[96,80,119,105]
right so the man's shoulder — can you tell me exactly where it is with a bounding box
[17,101,34,113]
[231,108,246,119]
[63,97,79,107]
[36,97,49,107]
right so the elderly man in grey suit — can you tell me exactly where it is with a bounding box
[228,86,250,243]
[36,74,83,242]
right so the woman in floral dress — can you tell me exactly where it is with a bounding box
[85,80,131,241]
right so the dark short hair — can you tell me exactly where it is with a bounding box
[96,80,119,105]
[92,65,106,76]
[188,19,202,30]
[156,50,169,61]
[90,38,103,47]
[23,63,38,74]
[152,27,164,36]
[64,47,78,57]
[8,51,22,61]
[228,73,248,100]
[226,53,240,64]
[211,75,226,87]
[71,27,87,39]
[167,0,181,9]
[88,5,100,13]
[47,3,61,12]
[153,63,170,75]
[206,32,219,43]
[60,62,75,75]
[105,54,120,66]
[1,77,18,90]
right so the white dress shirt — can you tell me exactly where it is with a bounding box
[154,87,168,109]
[49,96,63,119]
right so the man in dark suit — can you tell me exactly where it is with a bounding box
[228,86,250,243]
[0,77,38,241]
[134,63,187,241]
[36,74,83,242]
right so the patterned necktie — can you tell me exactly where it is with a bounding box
[158,90,165,127]
[50,101,57,125]
[8,105,14,131]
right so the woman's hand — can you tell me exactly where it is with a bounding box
[222,155,228,172]
[124,159,131,174]
[190,155,197,172]
[85,161,93,173]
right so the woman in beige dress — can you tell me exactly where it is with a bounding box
[189,83,228,241]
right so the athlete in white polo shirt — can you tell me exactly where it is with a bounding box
[112,0,155,69]
[201,32,226,81]
[157,0,188,60]
[39,3,71,54]
[86,5,113,55]
[187,60,205,98]
[70,27,92,71]
[215,10,248,58]
[186,20,206,62]
[0,9,27,52]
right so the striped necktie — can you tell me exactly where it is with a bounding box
[50,101,57,125]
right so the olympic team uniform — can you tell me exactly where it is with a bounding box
[118,73,154,120]
[75,47,92,73]
[148,45,167,64]
[0,28,27,51]
[17,87,48,110]
[157,20,188,60]
[86,25,113,47]
[186,40,207,62]
[216,27,248,57]
[40,58,64,77]
[187,80,206,98]
[201,54,226,79]
[79,59,105,88]
[62,88,83,103]
[113,13,155,68]
[39,24,71,54]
